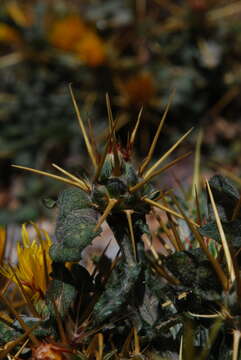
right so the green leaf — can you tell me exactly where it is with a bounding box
[47,263,77,318]
[208,175,240,221]
[0,321,21,346]
[57,187,92,217]
[52,208,100,262]
[139,285,159,326]
[93,262,142,325]
[164,249,222,298]
[199,220,241,248]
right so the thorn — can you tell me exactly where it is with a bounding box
[188,312,220,318]
[94,198,118,232]
[98,333,104,360]
[142,234,159,261]
[143,127,193,179]
[206,178,235,283]
[191,129,203,198]
[0,323,40,360]
[12,165,89,192]
[69,84,98,170]
[179,336,183,360]
[139,90,175,175]
[130,107,143,149]
[106,93,115,140]
[94,114,119,182]
[194,186,202,225]
[166,213,185,251]
[133,327,141,355]
[156,211,179,252]
[145,151,192,181]
[52,300,69,345]
[142,197,199,227]
[170,191,229,291]
[129,151,191,193]
[0,293,40,346]
[161,292,189,308]
[142,234,180,285]
[151,189,173,202]
[1,278,11,296]
[106,94,121,176]
[232,329,241,360]
[13,339,30,359]
[51,163,90,192]
[0,311,14,327]
[124,210,137,262]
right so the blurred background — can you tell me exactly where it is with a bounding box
[0,0,241,224]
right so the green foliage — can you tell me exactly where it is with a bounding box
[208,175,240,221]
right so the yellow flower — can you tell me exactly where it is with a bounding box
[0,224,52,302]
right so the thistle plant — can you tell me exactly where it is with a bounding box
[1,88,241,359]
[11,88,192,309]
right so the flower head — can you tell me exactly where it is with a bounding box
[49,15,87,52]
[49,15,106,66]
[75,31,106,67]
[0,224,52,302]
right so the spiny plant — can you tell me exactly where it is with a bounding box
[11,87,193,316]
[0,87,241,359]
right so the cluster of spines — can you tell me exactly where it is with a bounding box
[12,86,195,233]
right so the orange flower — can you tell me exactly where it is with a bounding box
[76,31,106,66]
[49,15,106,66]
[0,23,22,45]
[49,15,87,52]
[120,72,156,106]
